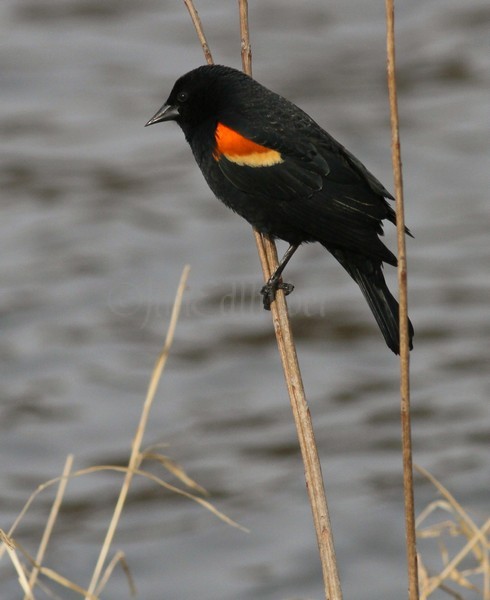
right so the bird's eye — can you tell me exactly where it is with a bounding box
[177,91,189,103]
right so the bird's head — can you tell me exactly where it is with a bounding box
[145,65,255,140]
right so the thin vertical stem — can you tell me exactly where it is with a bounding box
[85,267,191,598]
[238,1,341,598]
[385,2,418,599]
[238,0,252,73]
[183,0,214,65]
[26,455,73,598]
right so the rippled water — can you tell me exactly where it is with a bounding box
[1,1,489,598]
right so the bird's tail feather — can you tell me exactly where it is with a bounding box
[333,252,414,354]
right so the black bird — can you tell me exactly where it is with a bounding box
[146,65,414,353]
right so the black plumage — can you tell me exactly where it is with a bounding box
[146,64,414,353]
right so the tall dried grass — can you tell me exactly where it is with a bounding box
[0,267,244,599]
[416,465,490,600]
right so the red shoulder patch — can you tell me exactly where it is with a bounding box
[214,122,283,167]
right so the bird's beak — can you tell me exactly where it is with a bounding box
[145,103,179,127]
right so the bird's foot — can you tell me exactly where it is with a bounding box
[260,279,294,310]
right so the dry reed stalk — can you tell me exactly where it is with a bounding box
[73,464,245,530]
[25,454,73,598]
[0,531,34,599]
[184,1,342,597]
[385,1,418,599]
[9,531,98,598]
[4,458,240,557]
[95,551,135,598]
[238,3,342,599]
[183,0,213,64]
[84,265,191,599]
[32,564,94,598]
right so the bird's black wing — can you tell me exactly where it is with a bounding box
[214,122,330,201]
[214,116,397,241]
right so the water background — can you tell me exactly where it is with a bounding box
[1,1,489,598]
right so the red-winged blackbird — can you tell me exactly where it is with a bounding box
[146,65,414,354]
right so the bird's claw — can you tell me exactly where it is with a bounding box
[260,280,294,310]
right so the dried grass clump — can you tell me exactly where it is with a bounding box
[416,465,490,599]
[0,266,243,599]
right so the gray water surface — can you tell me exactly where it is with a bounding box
[1,1,489,598]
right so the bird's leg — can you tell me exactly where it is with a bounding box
[260,244,299,310]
